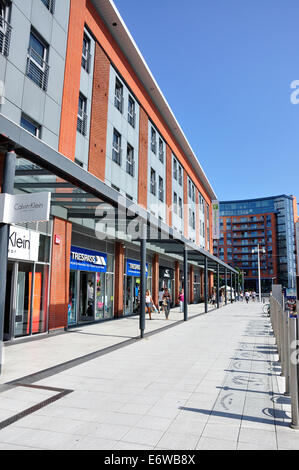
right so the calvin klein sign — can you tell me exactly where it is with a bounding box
[8,226,40,262]
[0,192,51,224]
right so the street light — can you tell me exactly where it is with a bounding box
[252,244,266,303]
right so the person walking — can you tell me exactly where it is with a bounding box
[178,289,184,313]
[163,288,171,320]
[145,289,153,320]
[245,291,250,304]
[158,288,164,314]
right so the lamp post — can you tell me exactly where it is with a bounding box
[252,244,266,303]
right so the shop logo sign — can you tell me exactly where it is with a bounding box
[70,246,107,273]
[0,192,50,224]
[126,259,148,277]
[8,227,39,262]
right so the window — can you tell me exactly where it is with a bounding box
[41,0,55,14]
[173,158,177,180]
[159,138,164,163]
[81,33,91,73]
[179,197,183,219]
[77,93,87,136]
[188,179,192,199]
[126,143,134,176]
[0,1,11,57]
[112,129,122,165]
[178,165,182,186]
[114,78,123,113]
[151,127,157,154]
[159,177,164,202]
[128,96,136,128]
[173,192,178,214]
[21,114,41,138]
[150,168,156,196]
[27,30,49,91]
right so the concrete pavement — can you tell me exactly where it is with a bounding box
[0,300,297,450]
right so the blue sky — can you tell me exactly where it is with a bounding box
[113,0,299,203]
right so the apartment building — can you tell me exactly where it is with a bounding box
[213,196,297,292]
[0,0,237,341]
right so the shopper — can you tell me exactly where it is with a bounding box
[245,291,250,303]
[158,288,164,313]
[145,289,153,320]
[178,289,184,313]
[163,288,171,320]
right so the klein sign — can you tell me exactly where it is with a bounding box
[8,226,40,262]
[0,192,51,224]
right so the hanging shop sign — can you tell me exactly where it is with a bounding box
[159,267,173,279]
[70,246,107,273]
[8,226,40,262]
[0,192,51,224]
[126,259,148,277]
[212,200,220,240]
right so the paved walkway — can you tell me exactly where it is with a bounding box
[0,301,297,450]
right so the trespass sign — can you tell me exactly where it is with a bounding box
[8,226,40,262]
[70,246,107,273]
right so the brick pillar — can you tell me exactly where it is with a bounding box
[49,217,72,331]
[175,261,180,306]
[152,254,159,306]
[189,265,194,304]
[114,242,125,318]
[209,272,214,296]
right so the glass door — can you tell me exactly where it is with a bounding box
[96,272,105,320]
[14,262,34,338]
[4,262,14,340]
[79,272,95,322]
[68,271,77,325]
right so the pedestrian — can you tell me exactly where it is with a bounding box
[178,289,184,313]
[145,289,153,320]
[240,291,244,302]
[211,290,216,306]
[245,291,250,304]
[252,291,256,302]
[163,288,171,319]
[158,288,164,313]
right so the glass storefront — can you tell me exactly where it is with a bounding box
[68,246,114,325]
[4,225,51,340]
[159,267,174,307]
[124,259,151,316]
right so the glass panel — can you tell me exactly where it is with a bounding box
[32,264,48,334]
[4,262,13,339]
[79,272,95,322]
[105,273,114,319]
[68,271,77,325]
[96,272,105,320]
[14,263,34,338]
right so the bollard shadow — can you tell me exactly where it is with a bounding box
[179,406,290,427]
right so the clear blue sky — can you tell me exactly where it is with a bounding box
[113,0,299,203]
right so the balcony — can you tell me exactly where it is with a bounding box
[26,47,50,91]
[0,16,12,57]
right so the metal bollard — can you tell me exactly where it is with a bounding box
[289,317,299,429]
[284,309,290,395]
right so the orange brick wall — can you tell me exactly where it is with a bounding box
[48,217,72,330]
[88,42,110,181]
[138,107,148,209]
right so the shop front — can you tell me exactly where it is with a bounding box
[68,246,114,325]
[193,272,201,303]
[4,224,51,340]
[159,266,175,307]
[124,259,151,316]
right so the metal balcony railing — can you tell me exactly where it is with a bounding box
[112,144,122,165]
[0,17,12,57]
[77,111,88,136]
[26,47,49,91]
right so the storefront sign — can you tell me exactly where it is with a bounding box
[126,259,148,277]
[159,267,173,279]
[0,192,51,224]
[212,200,220,240]
[70,246,107,273]
[8,226,40,262]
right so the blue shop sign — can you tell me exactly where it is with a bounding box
[70,246,107,273]
[126,259,148,277]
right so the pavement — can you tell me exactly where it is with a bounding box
[0,300,297,450]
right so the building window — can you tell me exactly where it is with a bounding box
[128,95,136,128]
[126,143,135,177]
[112,129,122,165]
[150,168,156,195]
[26,30,49,91]
[159,138,164,163]
[173,158,177,180]
[178,165,182,186]
[173,192,178,214]
[114,78,123,113]
[159,176,164,202]
[77,93,87,136]
[41,0,55,14]
[0,1,12,57]
[151,127,157,154]
[21,114,41,138]
[188,180,192,199]
[81,33,91,73]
